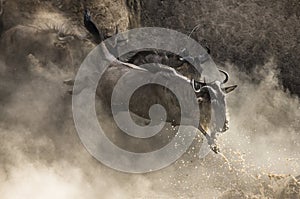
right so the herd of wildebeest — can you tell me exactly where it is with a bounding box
[0,3,250,154]
[0,1,300,197]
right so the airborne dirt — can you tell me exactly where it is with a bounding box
[0,0,299,198]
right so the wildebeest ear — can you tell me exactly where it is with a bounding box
[223,85,237,94]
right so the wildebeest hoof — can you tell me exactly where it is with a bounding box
[210,144,220,154]
[207,138,219,154]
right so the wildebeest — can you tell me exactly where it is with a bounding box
[67,10,238,153]
[0,24,90,73]
[95,49,237,153]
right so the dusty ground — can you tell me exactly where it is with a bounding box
[0,0,299,198]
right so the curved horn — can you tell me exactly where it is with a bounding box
[188,24,201,37]
[219,69,229,84]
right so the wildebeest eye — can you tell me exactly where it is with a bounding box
[191,79,202,92]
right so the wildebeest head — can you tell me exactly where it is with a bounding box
[190,69,237,137]
[0,24,92,72]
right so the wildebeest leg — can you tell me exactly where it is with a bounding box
[209,134,219,154]
[198,125,219,154]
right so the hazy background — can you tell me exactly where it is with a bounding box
[0,0,299,198]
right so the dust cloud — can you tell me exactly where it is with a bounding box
[0,1,299,198]
[0,53,299,198]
